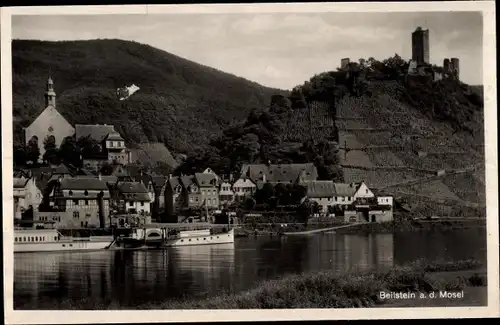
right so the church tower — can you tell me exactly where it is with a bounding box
[44,76,56,107]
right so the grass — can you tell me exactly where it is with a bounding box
[26,259,485,310]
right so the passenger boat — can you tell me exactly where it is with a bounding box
[14,227,114,253]
[109,223,235,250]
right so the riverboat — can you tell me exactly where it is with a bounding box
[14,228,114,253]
[109,223,235,250]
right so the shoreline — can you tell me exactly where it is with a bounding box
[234,219,486,237]
[18,259,487,310]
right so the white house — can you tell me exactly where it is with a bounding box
[13,177,43,220]
[232,177,256,202]
[219,181,235,206]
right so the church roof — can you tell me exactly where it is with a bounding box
[103,132,124,141]
[75,124,116,142]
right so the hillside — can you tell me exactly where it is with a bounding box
[12,39,287,159]
[178,55,485,216]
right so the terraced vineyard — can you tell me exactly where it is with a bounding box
[335,79,485,210]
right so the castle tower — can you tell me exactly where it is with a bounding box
[450,58,460,79]
[411,27,430,64]
[44,76,56,108]
[340,58,350,69]
[443,58,450,72]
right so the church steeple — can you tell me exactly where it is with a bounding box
[45,75,56,107]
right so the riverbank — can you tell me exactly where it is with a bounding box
[234,218,486,237]
[30,259,486,310]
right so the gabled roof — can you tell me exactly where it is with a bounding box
[14,177,29,189]
[75,124,116,142]
[167,176,181,191]
[59,178,109,191]
[194,173,217,187]
[117,182,148,194]
[245,163,318,183]
[180,175,195,188]
[333,183,358,197]
[302,180,336,198]
[103,132,124,141]
[117,182,150,201]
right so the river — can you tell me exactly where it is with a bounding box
[14,228,486,309]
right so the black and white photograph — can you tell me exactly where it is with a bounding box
[2,2,498,323]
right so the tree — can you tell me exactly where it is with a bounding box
[297,198,312,226]
[43,135,59,164]
[58,136,80,166]
[255,182,276,204]
[100,162,113,175]
[26,136,40,164]
[243,197,256,211]
[77,136,101,158]
[13,144,27,167]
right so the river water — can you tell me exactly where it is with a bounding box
[14,228,486,309]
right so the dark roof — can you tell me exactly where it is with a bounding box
[333,183,358,197]
[194,173,217,187]
[303,181,336,198]
[180,175,195,188]
[246,163,318,183]
[167,176,181,191]
[75,124,116,142]
[30,164,71,177]
[103,132,124,141]
[125,164,143,177]
[14,177,29,188]
[117,182,150,201]
[117,182,149,194]
[59,178,109,191]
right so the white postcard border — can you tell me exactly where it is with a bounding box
[2,2,498,323]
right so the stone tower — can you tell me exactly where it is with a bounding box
[44,76,56,108]
[450,58,460,79]
[443,58,450,72]
[411,27,430,64]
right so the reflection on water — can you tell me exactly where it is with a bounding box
[14,229,486,309]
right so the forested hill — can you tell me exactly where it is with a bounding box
[12,39,287,154]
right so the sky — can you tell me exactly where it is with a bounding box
[12,11,483,90]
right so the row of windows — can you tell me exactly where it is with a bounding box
[188,197,218,204]
[108,141,124,148]
[201,189,217,195]
[73,212,92,219]
[128,201,145,206]
[39,216,61,222]
[179,234,230,243]
[15,236,56,242]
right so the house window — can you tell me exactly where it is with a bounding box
[73,211,79,219]
[86,213,91,218]
[73,199,78,205]
[129,201,134,206]
[141,202,144,206]
[109,141,114,147]
[85,200,89,205]
[366,189,369,194]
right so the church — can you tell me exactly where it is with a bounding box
[24,76,75,161]
[24,77,131,167]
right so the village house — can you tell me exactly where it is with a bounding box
[137,173,168,221]
[300,180,393,223]
[76,124,132,171]
[38,177,110,228]
[232,176,256,202]
[241,163,318,185]
[218,179,235,207]
[164,176,185,220]
[13,177,43,220]
[109,181,152,227]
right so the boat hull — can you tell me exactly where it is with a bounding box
[111,229,235,250]
[14,239,113,253]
